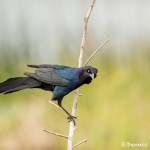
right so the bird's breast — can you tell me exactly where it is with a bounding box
[52,80,80,100]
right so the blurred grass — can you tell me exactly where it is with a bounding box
[0,44,150,150]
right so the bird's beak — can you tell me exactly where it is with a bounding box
[94,73,97,78]
[89,73,95,80]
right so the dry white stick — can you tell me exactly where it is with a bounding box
[67,0,96,150]
[78,0,96,67]
[43,129,68,139]
[84,39,110,66]
[72,139,87,149]
[49,100,62,110]
[78,94,83,96]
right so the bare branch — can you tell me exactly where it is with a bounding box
[78,0,96,67]
[49,100,61,109]
[73,139,87,149]
[67,0,96,150]
[43,129,68,139]
[84,39,110,66]
[74,127,77,131]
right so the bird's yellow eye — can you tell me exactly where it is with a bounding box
[87,69,91,73]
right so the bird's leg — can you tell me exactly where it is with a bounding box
[58,101,77,125]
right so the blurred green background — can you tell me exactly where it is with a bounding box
[0,0,150,150]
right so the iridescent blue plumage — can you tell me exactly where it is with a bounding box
[0,64,98,125]
[52,67,81,100]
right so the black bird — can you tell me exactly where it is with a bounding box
[0,64,98,124]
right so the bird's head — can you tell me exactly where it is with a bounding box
[80,66,98,84]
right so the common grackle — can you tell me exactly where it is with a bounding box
[0,64,98,125]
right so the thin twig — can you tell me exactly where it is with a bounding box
[49,100,61,109]
[78,0,96,67]
[74,127,77,131]
[78,94,83,96]
[84,39,110,66]
[43,129,68,139]
[67,0,96,150]
[72,139,87,149]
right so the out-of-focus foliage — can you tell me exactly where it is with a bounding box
[0,0,150,149]
[0,42,150,150]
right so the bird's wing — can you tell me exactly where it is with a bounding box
[24,68,69,86]
[27,64,69,70]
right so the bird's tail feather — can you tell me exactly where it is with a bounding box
[0,77,41,94]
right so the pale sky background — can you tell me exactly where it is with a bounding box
[0,0,150,62]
